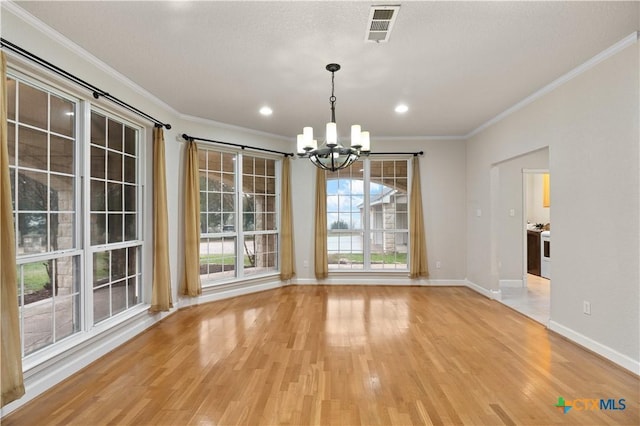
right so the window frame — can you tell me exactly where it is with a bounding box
[7,67,149,366]
[86,106,145,326]
[326,156,411,272]
[197,144,281,286]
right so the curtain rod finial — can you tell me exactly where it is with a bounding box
[164,124,172,130]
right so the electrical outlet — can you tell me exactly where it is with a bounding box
[436,261,441,269]
[583,301,591,315]
[303,260,309,268]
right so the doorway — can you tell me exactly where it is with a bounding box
[500,169,550,324]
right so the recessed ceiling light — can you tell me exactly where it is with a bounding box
[395,104,409,114]
[259,106,273,116]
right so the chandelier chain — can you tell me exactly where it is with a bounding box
[329,70,336,123]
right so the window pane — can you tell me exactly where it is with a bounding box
[108,214,123,243]
[20,261,51,304]
[91,146,106,179]
[19,256,80,355]
[17,213,47,254]
[50,213,74,251]
[50,175,74,211]
[221,153,234,173]
[23,302,53,354]
[112,280,127,315]
[50,95,75,137]
[200,237,236,280]
[93,251,109,286]
[18,126,47,170]
[244,233,277,276]
[7,78,16,120]
[91,112,106,146]
[127,277,138,308]
[18,83,48,130]
[93,286,110,324]
[91,213,106,245]
[8,123,15,166]
[50,135,74,175]
[124,185,136,212]
[124,155,136,183]
[111,248,126,280]
[328,232,364,270]
[93,244,141,325]
[108,119,123,151]
[18,170,47,211]
[91,180,106,211]
[124,126,136,155]
[370,231,408,269]
[127,246,137,276]
[55,294,80,341]
[124,214,137,241]
[107,151,122,181]
[107,183,123,211]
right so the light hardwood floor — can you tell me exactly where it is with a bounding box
[4,286,639,425]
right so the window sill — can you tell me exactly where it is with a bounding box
[22,303,152,374]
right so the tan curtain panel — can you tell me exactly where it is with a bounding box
[409,156,429,278]
[1,52,25,406]
[149,128,173,312]
[314,167,329,279]
[182,140,202,296]
[279,157,295,280]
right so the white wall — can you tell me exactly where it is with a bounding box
[466,37,639,370]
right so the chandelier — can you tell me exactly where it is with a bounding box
[297,63,370,172]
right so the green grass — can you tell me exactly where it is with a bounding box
[328,252,407,264]
[20,262,49,293]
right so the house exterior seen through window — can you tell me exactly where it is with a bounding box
[327,158,409,270]
[198,148,279,284]
[8,72,144,358]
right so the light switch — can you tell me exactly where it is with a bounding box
[476,209,482,217]
[509,209,515,217]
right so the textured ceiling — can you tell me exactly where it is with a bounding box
[10,1,640,139]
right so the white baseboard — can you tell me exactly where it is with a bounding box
[548,320,640,375]
[465,280,502,300]
[499,279,524,288]
[291,277,467,286]
[179,278,284,307]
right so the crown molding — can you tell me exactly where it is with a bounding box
[2,0,180,118]
[178,113,293,143]
[465,31,640,139]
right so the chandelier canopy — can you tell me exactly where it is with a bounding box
[297,63,370,172]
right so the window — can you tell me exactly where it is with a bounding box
[8,72,144,358]
[327,158,409,270]
[199,148,279,283]
[89,111,142,324]
[8,76,81,356]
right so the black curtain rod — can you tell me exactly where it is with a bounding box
[1,38,171,130]
[182,134,294,157]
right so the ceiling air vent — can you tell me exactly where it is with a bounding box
[365,5,400,43]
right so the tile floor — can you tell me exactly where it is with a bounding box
[499,274,550,325]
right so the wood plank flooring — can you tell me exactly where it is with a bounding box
[4,286,639,425]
